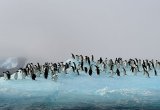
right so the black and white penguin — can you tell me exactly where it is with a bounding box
[84,67,88,73]
[71,66,75,73]
[44,66,49,79]
[99,57,103,64]
[91,55,94,62]
[87,57,91,65]
[116,68,120,76]
[3,72,8,80]
[14,71,18,80]
[122,67,127,75]
[71,53,75,59]
[88,66,92,76]
[31,73,36,80]
[76,69,80,75]
[80,61,84,71]
[4,71,11,80]
[52,73,58,82]
[96,66,100,75]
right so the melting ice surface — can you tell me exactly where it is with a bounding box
[0,60,160,110]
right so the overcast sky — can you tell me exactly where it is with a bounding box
[0,0,160,63]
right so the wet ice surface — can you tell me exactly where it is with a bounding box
[0,71,160,110]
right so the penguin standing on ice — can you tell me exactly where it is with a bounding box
[109,64,114,77]
[99,57,103,64]
[88,66,92,76]
[31,73,36,80]
[44,66,49,79]
[3,71,11,80]
[87,57,91,65]
[71,66,75,73]
[84,67,88,73]
[52,74,58,82]
[76,69,80,75]
[122,67,127,75]
[91,55,94,62]
[30,68,36,80]
[14,71,18,80]
[116,68,120,76]
[3,72,8,80]
[96,66,100,75]
[71,53,75,59]
[80,61,84,71]
[150,61,157,76]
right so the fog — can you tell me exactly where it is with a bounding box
[0,0,160,63]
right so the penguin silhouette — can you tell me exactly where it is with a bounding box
[32,73,36,80]
[116,69,120,76]
[91,55,94,62]
[71,53,75,59]
[88,67,92,76]
[6,71,11,80]
[96,66,100,75]
[44,67,49,79]
[84,67,88,73]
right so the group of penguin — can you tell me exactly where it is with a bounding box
[2,54,160,81]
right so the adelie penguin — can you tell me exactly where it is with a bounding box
[91,55,94,62]
[31,73,36,80]
[3,71,10,80]
[71,53,75,59]
[116,68,120,76]
[84,67,88,73]
[44,66,49,79]
[14,71,18,80]
[96,66,100,75]
[88,66,92,76]
[122,67,127,76]
[3,72,8,80]
[3,71,11,80]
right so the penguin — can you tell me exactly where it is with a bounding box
[14,71,18,80]
[131,66,135,73]
[80,61,84,71]
[102,62,107,72]
[150,61,157,76]
[71,53,75,59]
[154,68,157,76]
[75,55,79,61]
[99,57,103,64]
[96,66,100,75]
[6,71,11,80]
[71,66,75,73]
[116,68,120,76]
[84,67,88,73]
[122,67,127,76]
[91,55,94,62]
[18,69,25,79]
[52,74,58,82]
[87,57,91,65]
[73,62,77,70]
[80,55,84,62]
[76,69,80,75]
[31,73,36,80]
[44,66,49,79]
[88,66,92,76]
[144,69,150,78]
[3,72,8,80]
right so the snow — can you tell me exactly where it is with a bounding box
[0,59,160,109]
